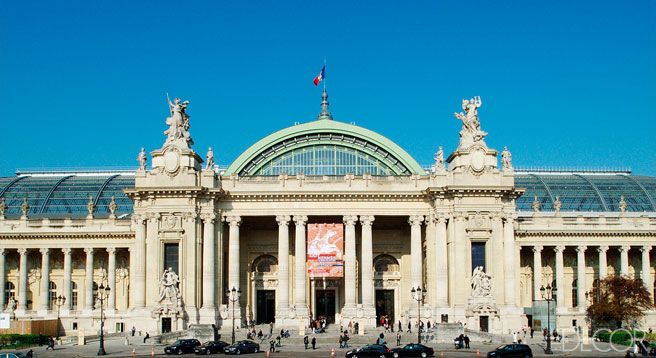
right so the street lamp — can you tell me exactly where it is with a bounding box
[540,284,557,355]
[226,287,241,345]
[585,281,600,338]
[54,295,66,339]
[411,286,425,344]
[96,283,111,356]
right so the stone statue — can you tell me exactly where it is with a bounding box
[501,146,512,170]
[164,97,194,149]
[470,266,492,297]
[6,296,16,316]
[532,196,540,212]
[434,146,445,172]
[158,267,181,306]
[454,96,487,149]
[137,148,147,171]
[619,196,627,213]
[20,198,29,217]
[205,147,215,170]
[553,196,562,214]
[86,196,95,217]
[108,196,117,216]
[0,198,6,218]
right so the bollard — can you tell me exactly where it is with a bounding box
[331,347,336,357]
[476,348,480,356]
[151,346,155,356]
[266,350,270,357]
[132,348,136,357]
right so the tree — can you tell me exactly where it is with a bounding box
[586,275,653,329]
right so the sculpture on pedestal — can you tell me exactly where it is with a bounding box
[553,196,562,214]
[108,196,117,217]
[501,146,512,170]
[158,267,181,306]
[164,97,193,149]
[0,198,6,218]
[470,266,492,297]
[205,147,215,170]
[619,196,627,213]
[20,198,29,218]
[137,148,147,170]
[532,196,541,212]
[454,96,488,149]
[6,296,16,318]
[434,146,445,172]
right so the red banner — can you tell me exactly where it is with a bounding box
[307,223,344,278]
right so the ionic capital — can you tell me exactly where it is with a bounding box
[276,215,291,226]
[293,215,308,226]
[84,248,94,256]
[359,215,375,227]
[39,248,50,256]
[147,212,161,223]
[62,248,72,255]
[183,211,198,223]
[576,245,587,253]
[532,245,543,253]
[597,245,609,253]
[201,212,217,224]
[408,215,424,226]
[343,215,358,226]
[619,245,631,253]
[17,248,27,256]
[106,247,117,255]
[132,214,146,225]
[0,248,5,256]
[554,245,565,253]
[225,215,241,227]
[641,245,652,253]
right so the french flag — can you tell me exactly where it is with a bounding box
[313,65,325,86]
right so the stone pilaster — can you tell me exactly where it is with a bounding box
[275,215,291,322]
[620,245,630,277]
[62,248,72,313]
[532,245,543,300]
[409,215,424,289]
[434,215,449,308]
[502,214,517,307]
[200,213,217,319]
[83,248,94,312]
[641,246,652,294]
[576,245,586,312]
[293,215,309,320]
[132,215,147,309]
[343,215,358,309]
[226,215,242,320]
[597,245,608,279]
[360,215,376,326]
[17,248,28,314]
[554,246,565,312]
[107,247,116,312]
[38,248,50,315]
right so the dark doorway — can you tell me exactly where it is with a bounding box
[375,290,395,325]
[315,290,336,324]
[479,316,489,332]
[161,317,172,333]
[256,290,275,324]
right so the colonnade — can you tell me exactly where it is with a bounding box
[0,247,125,315]
[529,244,653,311]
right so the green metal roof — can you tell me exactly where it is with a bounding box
[225,119,424,176]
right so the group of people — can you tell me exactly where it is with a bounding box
[454,334,471,349]
[303,335,317,350]
[338,330,351,348]
[343,321,360,335]
[310,316,328,333]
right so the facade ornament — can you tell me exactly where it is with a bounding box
[86,196,95,218]
[137,148,147,171]
[205,147,215,170]
[0,198,6,219]
[454,96,487,149]
[532,196,540,212]
[408,215,424,226]
[20,198,29,219]
[158,267,181,306]
[108,196,117,218]
[433,146,445,172]
[619,196,627,213]
[470,266,492,297]
[164,97,193,149]
[6,296,16,317]
[293,215,308,226]
[553,196,562,214]
[501,146,512,170]
[360,215,375,226]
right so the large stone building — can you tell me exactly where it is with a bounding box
[0,91,654,337]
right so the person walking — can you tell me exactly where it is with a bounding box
[269,322,274,336]
[143,332,150,343]
[344,332,350,348]
[339,334,344,348]
[46,336,55,350]
[398,320,402,332]
[269,340,275,353]
[304,335,309,350]
[311,336,317,350]
[407,321,412,333]
[464,334,470,349]
[396,332,401,346]
[131,326,136,337]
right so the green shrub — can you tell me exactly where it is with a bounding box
[594,330,645,346]
[0,334,48,349]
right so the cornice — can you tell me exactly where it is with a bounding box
[516,230,655,237]
[223,192,427,202]
[0,232,134,240]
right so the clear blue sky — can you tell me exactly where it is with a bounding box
[1,0,654,175]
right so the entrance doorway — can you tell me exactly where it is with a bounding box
[375,289,395,325]
[161,317,172,333]
[480,316,489,332]
[315,290,336,324]
[256,290,275,324]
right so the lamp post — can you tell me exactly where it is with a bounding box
[226,287,241,345]
[54,295,66,339]
[96,283,111,356]
[585,281,600,338]
[540,284,557,355]
[411,286,425,344]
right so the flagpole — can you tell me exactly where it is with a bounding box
[323,57,327,92]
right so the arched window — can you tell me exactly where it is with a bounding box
[251,255,278,273]
[4,282,15,307]
[71,282,78,310]
[48,281,57,310]
[373,254,400,273]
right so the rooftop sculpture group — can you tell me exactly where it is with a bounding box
[164,97,194,149]
[454,96,488,149]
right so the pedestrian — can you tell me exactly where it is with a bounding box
[269,322,274,336]
[407,321,412,333]
[131,326,136,337]
[354,322,359,335]
[276,335,281,347]
[143,332,150,343]
[464,334,470,349]
[312,336,317,349]
[398,320,402,332]
[304,335,309,350]
[530,327,534,339]
[344,332,349,348]
[258,330,263,339]
[396,332,401,346]
[25,349,33,358]
[46,336,55,350]
[339,334,344,348]
[427,320,431,331]
[269,340,275,353]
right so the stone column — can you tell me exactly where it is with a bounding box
[576,245,587,311]
[293,215,308,316]
[503,215,517,306]
[17,248,28,312]
[597,246,608,280]
[39,248,50,313]
[453,213,467,305]
[620,245,630,277]
[360,215,375,310]
[132,215,146,308]
[434,215,448,308]
[84,248,94,311]
[276,215,291,316]
[343,215,358,308]
[227,216,242,293]
[641,245,652,293]
[0,249,5,312]
[532,246,543,300]
[409,215,424,289]
[202,213,216,310]
[107,248,116,311]
[554,246,565,310]
[62,248,72,312]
